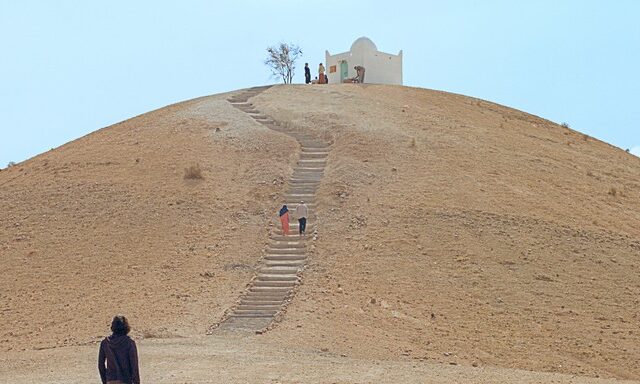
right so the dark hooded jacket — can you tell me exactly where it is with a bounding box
[98,334,140,384]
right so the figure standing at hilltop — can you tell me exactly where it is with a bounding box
[279,204,290,236]
[318,63,326,84]
[295,201,309,236]
[304,63,311,84]
[98,315,140,384]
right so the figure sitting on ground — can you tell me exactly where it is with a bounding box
[343,65,366,83]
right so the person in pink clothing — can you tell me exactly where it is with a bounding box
[279,204,290,235]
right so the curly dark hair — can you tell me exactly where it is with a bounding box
[111,315,131,335]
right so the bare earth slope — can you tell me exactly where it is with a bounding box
[0,92,297,348]
[1,85,639,382]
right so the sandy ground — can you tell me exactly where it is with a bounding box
[1,84,639,382]
[1,334,638,384]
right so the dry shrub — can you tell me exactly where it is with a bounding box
[561,122,570,128]
[410,137,416,148]
[184,164,203,180]
[608,187,617,197]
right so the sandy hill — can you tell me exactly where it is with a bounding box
[1,84,639,382]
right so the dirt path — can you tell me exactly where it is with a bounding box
[1,335,636,384]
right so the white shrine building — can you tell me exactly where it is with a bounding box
[325,37,403,85]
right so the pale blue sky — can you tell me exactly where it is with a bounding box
[1,0,639,166]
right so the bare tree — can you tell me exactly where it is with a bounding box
[264,42,302,84]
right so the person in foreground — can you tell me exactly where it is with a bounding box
[98,315,140,384]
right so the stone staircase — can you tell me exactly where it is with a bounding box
[215,86,330,332]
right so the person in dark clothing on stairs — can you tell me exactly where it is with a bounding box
[295,201,309,236]
[304,63,311,84]
[98,315,140,384]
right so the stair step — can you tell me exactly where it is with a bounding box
[289,178,321,183]
[278,221,315,228]
[253,280,296,287]
[249,85,273,91]
[293,165,325,170]
[242,293,289,301]
[274,224,315,230]
[249,286,292,293]
[288,183,321,188]
[267,236,307,242]
[228,313,274,319]
[231,310,278,316]
[291,173,324,177]
[269,236,309,242]
[283,200,316,205]
[286,191,318,196]
[291,170,323,175]
[266,242,305,249]
[295,168,324,173]
[264,249,306,255]
[259,267,300,274]
[236,305,281,311]
[240,300,284,306]
[257,274,299,281]
[273,230,314,236]
[265,250,306,260]
[291,168,324,173]
[270,233,309,239]
[283,198,316,203]
[264,257,306,264]
[287,186,318,191]
[285,195,316,201]
[264,255,307,261]
[264,257,306,263]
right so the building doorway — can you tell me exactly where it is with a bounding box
[340,60,349,82]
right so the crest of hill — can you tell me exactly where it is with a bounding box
[1,85,639,380]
